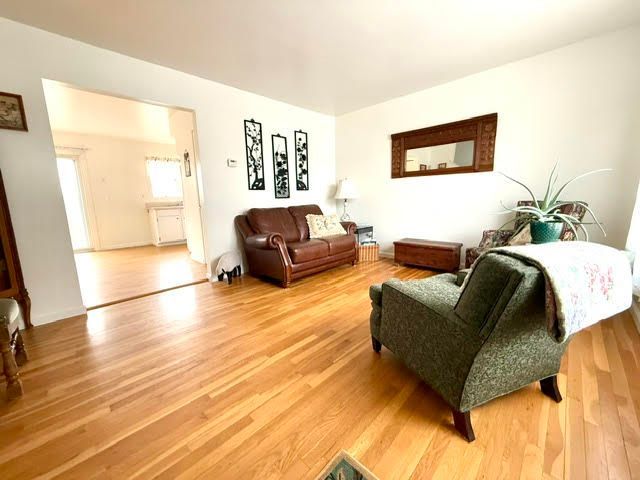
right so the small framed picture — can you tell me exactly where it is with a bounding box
[0,92,28,132]
[437,162,447,169]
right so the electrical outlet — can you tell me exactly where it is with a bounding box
[227,158,238,167]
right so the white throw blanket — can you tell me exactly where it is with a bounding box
[480,241,632,343]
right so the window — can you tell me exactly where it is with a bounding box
[627,181,640,296]
[146,157,183,199]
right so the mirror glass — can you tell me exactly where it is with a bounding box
[404,140,475,172]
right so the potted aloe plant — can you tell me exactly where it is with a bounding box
[499,164,609,244]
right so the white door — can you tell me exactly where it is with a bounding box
[157,214,184,243]
[56,156,92,251]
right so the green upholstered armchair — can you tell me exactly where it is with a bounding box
[369,253,569,441]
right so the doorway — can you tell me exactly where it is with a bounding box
[44,80,209,309]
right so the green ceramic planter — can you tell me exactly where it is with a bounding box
[530,221,562,244]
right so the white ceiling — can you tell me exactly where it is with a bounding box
[43,81,177,144]
[3,1,640,115]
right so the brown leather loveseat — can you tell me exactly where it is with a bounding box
[235,204,357,287]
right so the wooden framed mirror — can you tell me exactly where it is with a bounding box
[391,113,498,178]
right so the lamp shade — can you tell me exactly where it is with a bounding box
[335,178,358,200]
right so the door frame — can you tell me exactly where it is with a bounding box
[44,79,210,274]
[55,148,100,252]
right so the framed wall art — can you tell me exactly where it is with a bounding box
[294,130,309,190]
[271,134,290,199]
[0,92,28,132]
[244,119,265,190]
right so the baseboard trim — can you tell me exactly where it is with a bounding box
[94,241,152,251]
[30,305,87,327]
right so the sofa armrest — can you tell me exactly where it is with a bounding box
[377,277,481,409]
[465,247,483,269]
[478,229,514,248]
[245,232,286,250]
[340,221,357,235]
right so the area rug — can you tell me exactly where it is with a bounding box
[316,450,379,480]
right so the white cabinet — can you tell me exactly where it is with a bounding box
[148,207,186,246]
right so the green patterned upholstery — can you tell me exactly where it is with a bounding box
[455,255,525,337]
[370,253,569,413]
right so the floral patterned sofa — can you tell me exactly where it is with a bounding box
[464,201,587,268]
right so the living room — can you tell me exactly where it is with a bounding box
[0,2,639,479]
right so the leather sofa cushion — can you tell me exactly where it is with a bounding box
[319,234,355,255]
[247,207,301,243]
[287,239,329,264]
[288,204,323,240]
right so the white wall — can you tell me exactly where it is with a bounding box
[169,110,206,264]
[336,26,640,258]
[0,18,335,325]
[53,131,178,250]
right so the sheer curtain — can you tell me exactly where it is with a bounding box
[146,157,183,199]
[627,181,640,296]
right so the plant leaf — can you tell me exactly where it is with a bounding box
[506,206,545,219]
[498,172,540,208]
[541,163,558,210]
[573,201,607,236]
[550,169,611,205]
[550,213,581,240]
[550,201,606,236]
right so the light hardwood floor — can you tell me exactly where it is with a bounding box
[1,260,639,479]
[74,244,208,309]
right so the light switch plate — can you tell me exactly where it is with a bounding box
[227,158,238,167]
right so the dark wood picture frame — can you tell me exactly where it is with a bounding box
[391,113,498,178]
[271,134,290,199]
[294,130,309,191]
[0,92,28,132]
[244,119,265,190]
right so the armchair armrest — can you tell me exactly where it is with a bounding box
[245,232,286,250]
[340,221,357,235]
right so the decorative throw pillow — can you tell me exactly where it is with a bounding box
[507,224,532,246]
[306,214,347,238]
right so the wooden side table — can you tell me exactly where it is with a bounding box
[394,238,462,272]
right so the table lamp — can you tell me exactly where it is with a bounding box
[335,178,358,221]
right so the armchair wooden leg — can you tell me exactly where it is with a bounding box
[540,375,562,403]
[371,337,382,353]
[452,410,475,442]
